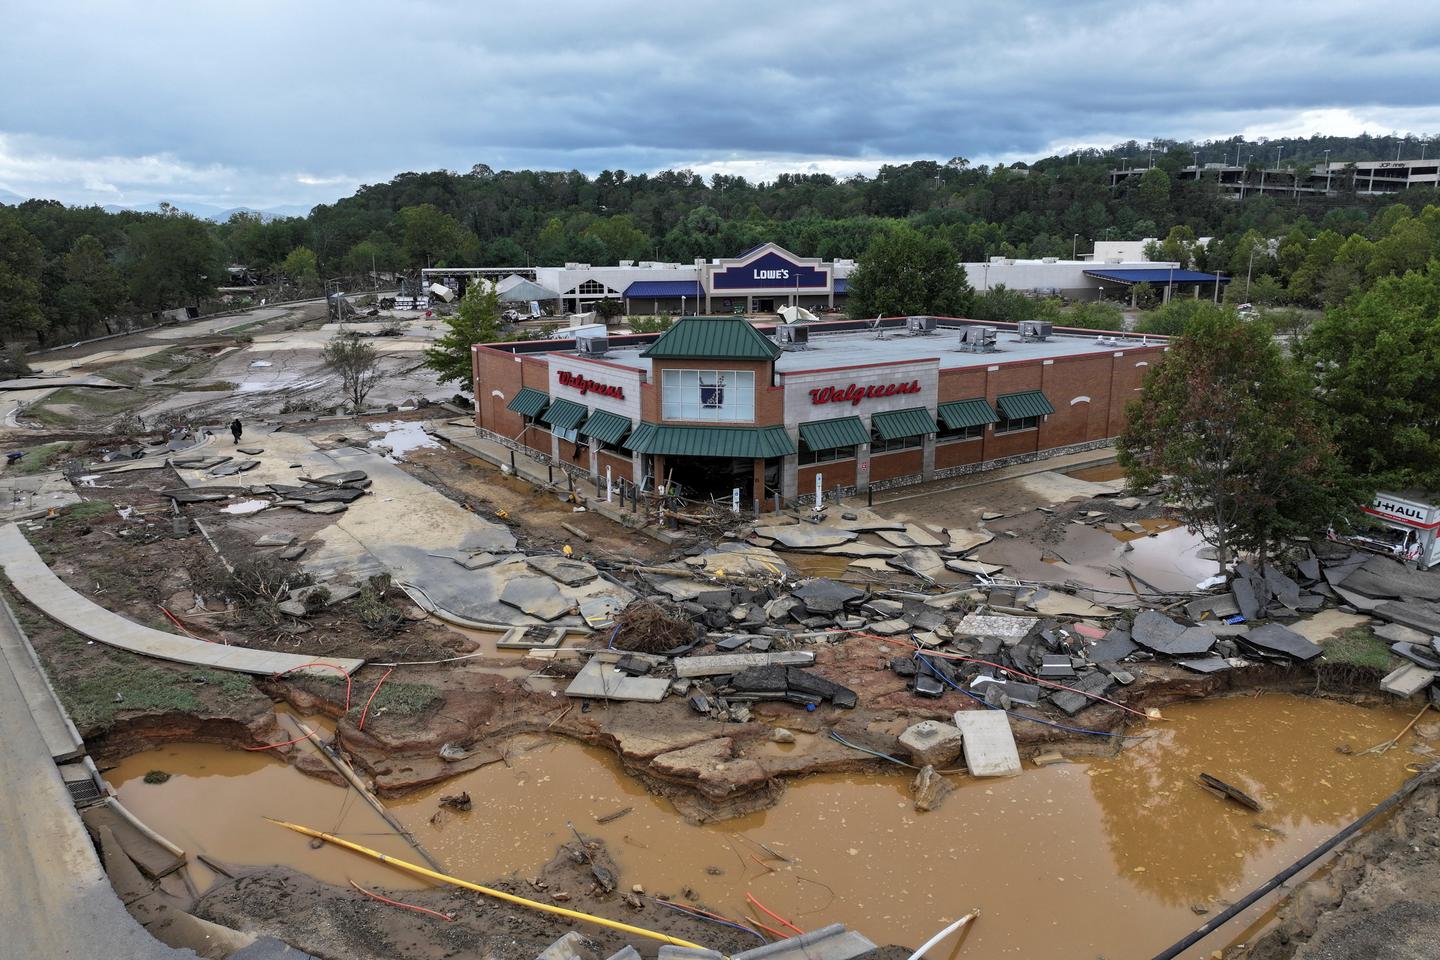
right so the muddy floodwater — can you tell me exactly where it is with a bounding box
[110,695,1423,958]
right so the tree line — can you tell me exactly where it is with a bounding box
[3,132,1438,348]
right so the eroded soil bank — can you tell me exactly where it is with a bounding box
[108,694,1430,959]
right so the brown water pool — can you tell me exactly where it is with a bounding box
[110,694,1424,957]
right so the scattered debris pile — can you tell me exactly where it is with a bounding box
[163,467,372,517]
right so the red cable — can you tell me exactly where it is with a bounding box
[158,605,209,641]
[746,892,804,935]
[242,730,315,752]
[744,915,787,940]
[270,662,353,711]
[348,880,455,922]
[358,667,393,731]
[830,629,1152,719]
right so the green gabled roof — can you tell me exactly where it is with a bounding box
[937,398,998,430]
[871,407,938,441]
[580,409,632,445]
[639,317,781,361]
[798,416,869,451]
[625,423,795,459]
[996,390,1055,420]
[507,386,550,418]
[541,397,588,430]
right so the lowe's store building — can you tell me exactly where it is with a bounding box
[471,315,1166,509]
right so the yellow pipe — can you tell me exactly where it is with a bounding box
[266,818,707,949]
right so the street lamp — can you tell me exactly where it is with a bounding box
[1245,242,1265,301]
[1323,149,1332,195]
[1072,233,1079,259]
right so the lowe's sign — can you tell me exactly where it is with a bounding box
[712,252,830,291]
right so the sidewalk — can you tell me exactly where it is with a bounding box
[871,446,1118,506]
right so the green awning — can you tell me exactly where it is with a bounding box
[870,407,938,441]
[541,397,588,431]
[996,390,1055,419]
[580,409,632,445]
[507,387,549,418]
[798,416,869,451]
[937,398,998,430]
[625,423,795,459]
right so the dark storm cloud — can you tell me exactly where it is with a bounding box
[1,0,1437,208]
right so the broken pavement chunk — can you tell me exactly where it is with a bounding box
[791,578,864,614]
[952,710,1022,776]
[1048,670,1116,716]
[1380,662,1436,697]
[1131,610,1216,656]
[765,525,858,549]
[525,555,599,587]
[1243,623,1323,662]
[498,576,572,621]
[673,651,815,678]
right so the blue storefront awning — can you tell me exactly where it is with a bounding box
[1083,268,1225,284]
[623,280,703,299]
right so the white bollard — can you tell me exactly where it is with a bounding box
[731,487,741,514]
[814,473,823,511]
[605,465,613,503]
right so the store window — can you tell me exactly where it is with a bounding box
[798,440,855,465]
[661,369,755,422]
[994,415,1040,434]
[870,428,923,453]
[573,279,612,296]
[936,423,984,443]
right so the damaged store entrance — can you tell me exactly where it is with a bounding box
[661,456,772,509]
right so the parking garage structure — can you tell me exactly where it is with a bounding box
[471,316,1167,509]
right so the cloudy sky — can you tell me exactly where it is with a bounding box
[2,1,1438,213]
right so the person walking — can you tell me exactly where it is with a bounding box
[230,418,243,445]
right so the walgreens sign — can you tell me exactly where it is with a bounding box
[557,370,624,399]
[809,380,921,406]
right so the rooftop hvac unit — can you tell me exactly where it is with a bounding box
[775,324,809,349]
[957,326,998,353]
[1017,320,1053,342]
[906,315,937,335]
[576,334,609,357]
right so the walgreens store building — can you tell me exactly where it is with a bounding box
[471,316,1166,509]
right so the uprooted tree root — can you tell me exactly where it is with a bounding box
[611,599,699,654]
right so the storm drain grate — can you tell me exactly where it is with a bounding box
[65,777,103,806]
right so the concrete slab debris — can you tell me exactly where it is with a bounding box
[892,547,946,579]
[1131,610,1216,656]
[1341,556,1440,602]
[254,531,296,547]
[877,523,945,548]
[499,576,573,621]
[298,501,348,515]
[819,542,899,558]
[952,710,1022,776]
[1186,594,1241,622]
[564,656,671,702]
[460,552,501,570]
[729,924,877,960]
[943,528,996,555]
[1373,600,1440,636]
[1048,670,1116,716]
[1087,627,1137,662]
[945,558,1005,576]
[1177,657,1233,674]
[1243,622,1324,661]
[525,555,600,587]
[792,578,864,614]
[866,618,911,636]
[1374,623,1432,646]
[955,613,1038,643]
[497,625,568,650]
[673,651,816,678]
[766,525,858,549]
[1380,662,1436,697]
[899,719,966,766]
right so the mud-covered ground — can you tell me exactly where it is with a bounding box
[1229,777,1440,960]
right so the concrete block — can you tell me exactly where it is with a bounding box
[952,710,1022,777]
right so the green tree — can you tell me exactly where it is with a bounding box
[1299,263,1440,492]
[322,335,384,413]
[0,209,46,342]
[593,297,623,321]
[970,284,1039,324]
[396,204,464,268]
[54,235,124,338]
[121,210,224,311]
[281,245,319,284]
[423,280,501,389]
[1134,167,1172,222]
[845,226,971,318]
[1135,299,1232,337]
[1119,310,1354,568]
[343,236,402,278]
[1065,300,1125,330]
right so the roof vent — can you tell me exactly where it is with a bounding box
[776,325,809,350]
[576,334,609,357]
[1017,320,1052,342]
[906,315,937,335]
[957,326,999,353]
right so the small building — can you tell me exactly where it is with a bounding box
[471,315,1167,509]
[964,257,1225,303]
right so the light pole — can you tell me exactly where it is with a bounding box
[1245,243,1264,301]
[1072,233,1079,259]
[1323,148,1332,195]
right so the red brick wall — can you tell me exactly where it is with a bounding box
[799,458,857,493]
[597,450,632,482]
[870,449,923,482]
[934,438,984,470]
